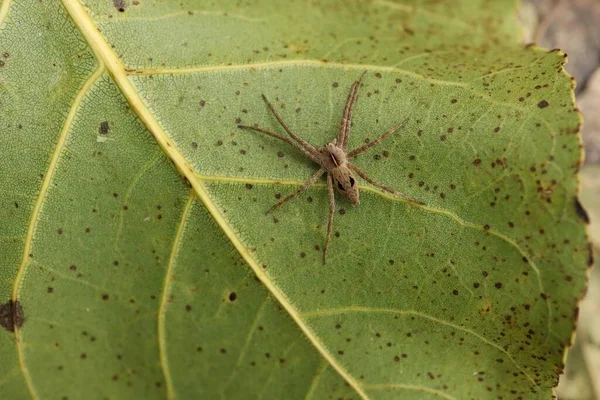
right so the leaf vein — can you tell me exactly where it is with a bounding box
[299,307,538,388]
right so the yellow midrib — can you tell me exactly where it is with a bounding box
[61,1,368,398]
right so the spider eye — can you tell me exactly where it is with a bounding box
[349,177,355,187]
[337,182,345,191]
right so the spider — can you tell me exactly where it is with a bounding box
[238,71,422,264]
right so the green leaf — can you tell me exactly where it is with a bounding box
[0,0,590,399]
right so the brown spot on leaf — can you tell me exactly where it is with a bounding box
[0,300,24,332]
[99,121,110,135]
[537,100,549,108]
[112,0,127,12]
[473,159,481,166]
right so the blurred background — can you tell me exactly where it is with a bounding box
[520,0,600,398]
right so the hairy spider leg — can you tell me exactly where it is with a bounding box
[348,163,423,205]
[338,71,367,151]
[238,124,320,164]
[260,94,321,156]
[347,118,409,158]
[324,173,336,264]
[266,167,326,214]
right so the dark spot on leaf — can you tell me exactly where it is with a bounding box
[112,0,127,12]
[102,294,109,300]
[229,292,237,301]
[332,82,339,88]
[0,300,24,333]
[375,72,382,78]
[451,99,457,104]
[494,127,500,133]
[473,159,481,166]
[199,100,206,108]
[537,100,549,108]
[339,208,346,215]
[473,282,480,288]
[452,290,459,295]
[574,198,589,223]
[245,183,253,190]
[483,225,490,231]
[99,121,110,134]
[185,305,192,311]
[494,283,502,289]
[47,287,53,294]
[277,151,284,158]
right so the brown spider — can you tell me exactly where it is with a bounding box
[238,72,423,264]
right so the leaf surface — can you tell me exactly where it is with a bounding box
[0,1,590,399]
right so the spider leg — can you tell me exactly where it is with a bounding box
[267,167,326,214]
[348,118,409,158]
[261,94,321,155]
[337,71,367,151]
[348,163,424,205]
[238,124,320,164]
[324,172,335,265]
